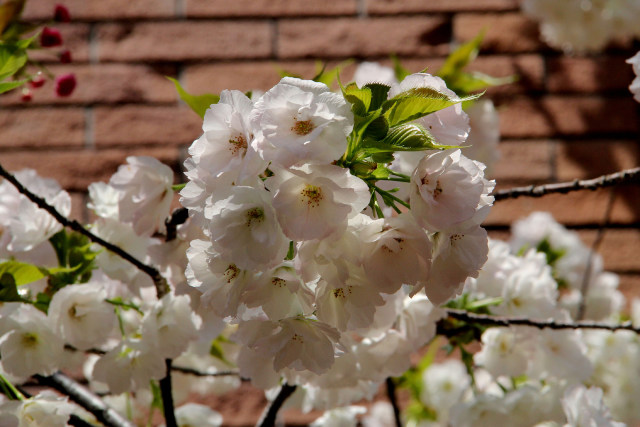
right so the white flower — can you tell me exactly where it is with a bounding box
[310,405,367,427]
[109,156,174,236]
[141,293,201,359]
[0,391,73,427]
[462,99,501,174]
[0,169,71,252]
[48,283,117,350]
[474,327,532,378]
[87,182,120,220]
[251,77,354,168]
[562,385,625,427]
[389,73,470,147]
[204,184,288,270]
[235,316,342,375]
[266,164,369,241]
[420,359,471,419]
[427,225,489,304]
[410,149,494,233]
[353,62,398,87]
[0,304,64,378]
[164,403,223,427]
[627,51,640,103]
[92,338,166,394]
[361,213,432,295]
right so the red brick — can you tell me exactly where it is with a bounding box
[183,61,354,94]
[596,230,640,272]
[0,148,181,191]
[69,192,86,223]
[454,13,542,53]
[618,275,640,302]
[0,108,85,149]
[97,21,272,62]
[93,105,202,147]
[277,17,451,59]
[22,0,176,20]
[498,96,639,138]
[491,140,552,183]
[555,140,640,181]
[547,56,636,93]
[29,24,90,63]
[186,0,356,17]
[485,187,639,226]
[1,64,178,106]
[368,0,518,14]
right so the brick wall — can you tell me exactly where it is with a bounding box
[2,0,639,292]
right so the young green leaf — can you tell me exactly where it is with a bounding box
[0,272,23,302]
[364,83,391,112]
[166,76,219,119]
[391,54,411,81]
[0,260,46,286]
[437,31,484,80]
[0,77,26,93]
[382,87,481,127]
[341,82,372,116]
[0,43,27,81]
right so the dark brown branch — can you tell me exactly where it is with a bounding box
[445,309,640,333]
[257,383,297,427]
[385,378,403,427]
[494,167,640,201]
[0,163,170,299]
[34,372,134,427]
[171,365,245,379]
[160,359,177,427]
[165,207,189,242]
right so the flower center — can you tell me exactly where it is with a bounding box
[300,184,323,208]
[21,332,39,348]
[228,134,248,157]
[291,119,315,136]
[245,207,265,227]
[224,264,240,283]
[271,277,286,288]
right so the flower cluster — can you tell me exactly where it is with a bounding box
[522,0,640,52]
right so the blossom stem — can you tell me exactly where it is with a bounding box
[385,377,403,427]
[0,162,170,299]
[493,167,640,201]
[160,359,178,427]
[374,186,410,210]
[256,383,297,427]
[34,372,134,427]
[445,309,640,333]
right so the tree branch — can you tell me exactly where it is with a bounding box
[445,309,640,333]
[256,383,297,427]
[160,359,177,427]
[34,372,134,427]
[164,207,188,242]
[0,163,170,299]
[171,365,245,379]
[494,167,640,201]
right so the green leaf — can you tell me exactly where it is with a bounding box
[437,30,484,80]
[0,43,27,81]
[210,338,234,367]
[341,82,372,116]
[0,261,46,286]
[0,0,25,35]
[0,273,23,302]
[448,71,516,95]
[33,292,51,313]
[382,87,481,127]
[149,381,164,411]
[363,83,391,112]
[285,241,295,261]
[166,77,219,119]
[313,59,353,88]
[363,123,459,155]
[48,229,99,289]
[362,115,389,140]
[171,183,186,192]
[106,297,144,315]
[0,77,25,93]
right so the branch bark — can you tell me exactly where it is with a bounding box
[34,372,134,427]
[0,163,170,299]
[257,383,297,427]
[445,309,640,333]
[385,377,403,427]
[494,167,640,201]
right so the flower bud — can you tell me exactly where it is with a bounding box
[40,27,63,47]
[59,49,72,63]
[53,4,71,22]
[55,73,76,97]
[21,88,32,102]
[29,73,45,89]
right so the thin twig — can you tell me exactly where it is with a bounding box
[171,365,246,379]
[160,359,177,427]
[576,189,616,320]
[257,383,297,427]
[164,207,188,242]
[0,163,170,299]
[34,372,134,427]
[494,167,640,201]
[445,309,640,333]
[385,377,402,427]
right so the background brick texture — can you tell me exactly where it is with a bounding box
[3,0,640,422]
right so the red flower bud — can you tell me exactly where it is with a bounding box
[40,27,63,47]
[54,4,71,22]
[21,89,32,102]
[59,50,72,64]
[29,74,46,89]
[55,73,76,97]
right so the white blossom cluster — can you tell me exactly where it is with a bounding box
[628,51,640,103]
[522,0,640,53]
